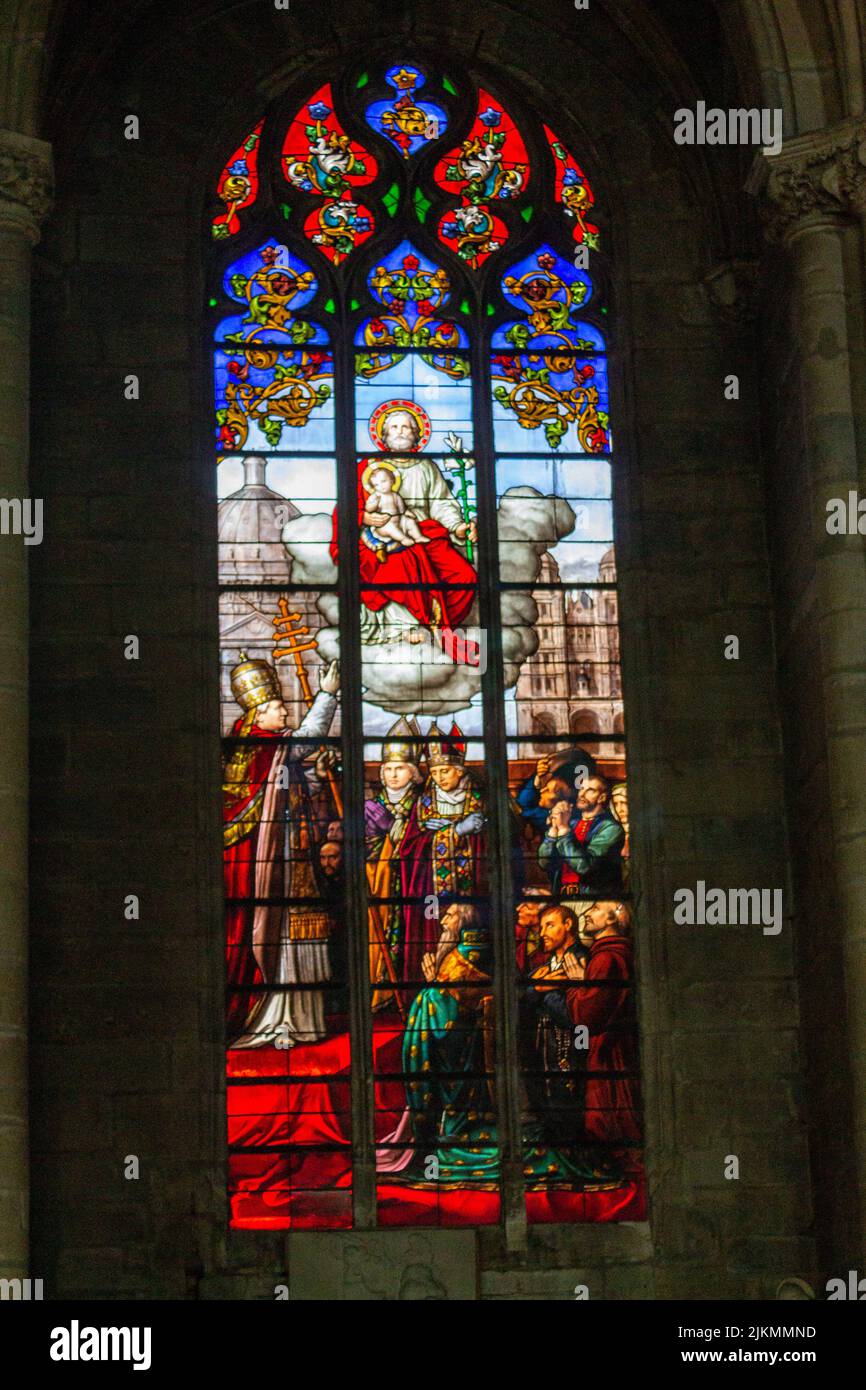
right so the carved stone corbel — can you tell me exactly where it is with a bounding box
[704,258,760,329]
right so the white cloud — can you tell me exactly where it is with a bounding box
[282,486,575,715]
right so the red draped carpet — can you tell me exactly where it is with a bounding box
[227,1014,646,1228]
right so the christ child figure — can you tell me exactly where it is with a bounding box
[364,463,430,547]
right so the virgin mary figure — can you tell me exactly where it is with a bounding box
[329,400,480,662]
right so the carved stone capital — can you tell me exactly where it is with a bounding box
[0,129,53,242]
[748,118,866,243]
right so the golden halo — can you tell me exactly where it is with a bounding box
[362,458,403,494]
[369,398,432,451]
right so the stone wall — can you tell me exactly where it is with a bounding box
[759,170,866,1280]
[25,0,819,1297]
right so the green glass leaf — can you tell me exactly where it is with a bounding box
[544,419,566,450]
[280,203,292,220]
[486,303,495,316]
[443,76,457,95]
[383,182,400,217]
[350,298,361,311]
[459,299,470,316]
[208,297,218,307]
[248,297,271,326]
[414,188,431,223]
[521,205,534,222]
[324,298,336,314]
[356,72,369,89]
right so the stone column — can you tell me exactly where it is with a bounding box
[757,119,866,1262]
[0,127,52,1282]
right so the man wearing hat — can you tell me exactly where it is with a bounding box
[539,771,625,899]
[364,716,424,1011]
[516,746,598,837]
[223,651,340,1047]
[399,721,488,1002]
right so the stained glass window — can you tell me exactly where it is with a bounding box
[212,121,263,240]
[211,60,642,1232]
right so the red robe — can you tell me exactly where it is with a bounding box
[329,461,476,631]
[565,934,641,1144]
[223,721,280,1035]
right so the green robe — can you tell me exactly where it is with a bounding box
[401,921,621,1189]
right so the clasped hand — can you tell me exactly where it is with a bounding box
[546,799,572,838]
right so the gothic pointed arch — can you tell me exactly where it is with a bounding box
[210,51,638,1232]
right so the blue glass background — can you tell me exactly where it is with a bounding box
[496,458,613,582]
[499,244,593,315]
[214,349,335,452]
[355,354,473,454]
[215,314,330,346]
[220,242,319,313]
[365,65,448,157]
[491,319,605,351]
[491,355,610,454]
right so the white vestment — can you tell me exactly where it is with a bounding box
[233,691,338,1049]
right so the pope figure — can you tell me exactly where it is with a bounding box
[223,650,340,1047]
